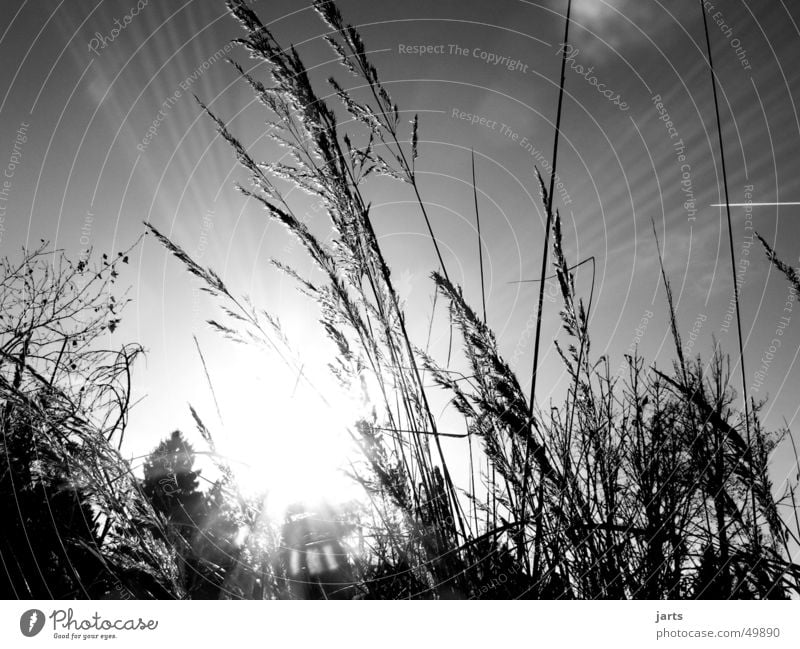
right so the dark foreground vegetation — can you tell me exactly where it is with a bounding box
[2,0,799,599]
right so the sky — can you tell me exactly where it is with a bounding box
[1,0,799,502]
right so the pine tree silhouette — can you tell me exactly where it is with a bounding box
[141,430,242,598]
[142,431,206,538]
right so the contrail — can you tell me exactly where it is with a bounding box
[711,202,800,207]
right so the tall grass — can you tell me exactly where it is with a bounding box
[0,243,182,598]
[146,0,800,599]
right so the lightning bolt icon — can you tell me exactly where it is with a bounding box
[28,611,38,633]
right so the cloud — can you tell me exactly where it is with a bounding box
[568,0,683,62]
[571,0,660,31]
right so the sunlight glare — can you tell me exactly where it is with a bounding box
[209,345,378,519]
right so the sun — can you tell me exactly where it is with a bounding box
[205,344,373,519]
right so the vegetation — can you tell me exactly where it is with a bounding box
[0,243,180,598]
[2,0,799,599]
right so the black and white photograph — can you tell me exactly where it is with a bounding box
[1,0,800,644]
